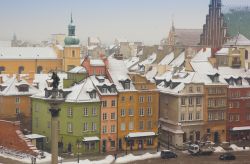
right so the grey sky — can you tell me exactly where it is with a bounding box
[0,0,249,45]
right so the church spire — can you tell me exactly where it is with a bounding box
[70,12,73,24]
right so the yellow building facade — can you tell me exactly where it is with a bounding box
[0,15,81,74]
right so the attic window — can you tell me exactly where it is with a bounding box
[90,92,96,99]
[229,78,234,85]
[18,85,29,92]
[110,87,116,93]
[102,88,107,93]
[124,82,130,89]
[236,78,242,86]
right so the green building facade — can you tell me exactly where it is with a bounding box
[31,78,101,155]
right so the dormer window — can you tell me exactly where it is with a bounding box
[102,88,107,93]
[236,78,242,86]
[124,82,130,89]
[229,78,234,85]
[90,92,96,99]
[213,76,219,83]
[110,87,116,93]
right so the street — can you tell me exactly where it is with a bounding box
[128,151,250,164]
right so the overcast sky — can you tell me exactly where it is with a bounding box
[0,0,249,45]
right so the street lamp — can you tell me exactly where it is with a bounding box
[157,124,162,152]
[124,136,130,155]
[76,139,81,163]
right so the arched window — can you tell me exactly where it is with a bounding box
[245,50,248,60]
[37,66,43,74]
[18,66,24,74]
[72,50,75,57]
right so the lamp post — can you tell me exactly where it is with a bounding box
[157,124,161,152]
[76,140,81,163]
[124,136,130,155]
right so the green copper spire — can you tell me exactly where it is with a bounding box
[64,13,80,45]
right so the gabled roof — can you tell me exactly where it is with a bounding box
[65,78,100,103]
[0,77,39,96]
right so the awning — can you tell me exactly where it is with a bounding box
[25,134,46,139]
[127,132,156,138]
[82,136,100,142]
[232,126,250,131]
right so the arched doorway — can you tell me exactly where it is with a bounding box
[214,132,219,143]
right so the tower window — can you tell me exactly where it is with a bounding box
[72,50,75,57]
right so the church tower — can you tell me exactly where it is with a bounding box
[200,0,228,49]
[63,14,81,71]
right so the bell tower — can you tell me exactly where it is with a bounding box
[63,14,81,71]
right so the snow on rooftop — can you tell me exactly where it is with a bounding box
[215,48,229,56]
[191,48,211,62]
[127,132,156,138]
[159,52,174,65]
[90,59,105,66]
[130,53,157,71]
[82,136,100,142]
[66,78,100,103]
[0,77,40,96]
[0,41,11,47]
[170,52,185,67]
[224,33,250,46]
[25,134,46,139]
[108,56,136,92]
[124,57,140,68]
[68,66,86,74]
[0,47,58,59]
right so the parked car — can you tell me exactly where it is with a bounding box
[161,150,177,159]
[219,153,236,160]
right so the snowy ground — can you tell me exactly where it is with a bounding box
[0,152,60,164]
[63,152,160,164]
[115,152,160,164]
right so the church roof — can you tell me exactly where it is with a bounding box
[0,47,58,59]
[174,29,202,46]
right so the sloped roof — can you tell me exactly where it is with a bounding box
[68,66,86,74]
[65,78,100,103]
[224,33,250,46]
[174,29,202,46]
[159,52,174,65]
[0,77,40,96]
[0,47,58,59]
[108,56,136,92]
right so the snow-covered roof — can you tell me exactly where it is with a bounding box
[191,48,211,62]
[0,77,40,96]
[90,75,117,95]
[82,136,100,142]
[130,53,157,71]
[0,47,58,59]
[87,45,98,50]
[68,66,86,74]
[25,134,46,139]
[159,52,174,65]
[90,59,105,66]
[215,48,229,56]
[55,44,63,50]
[127,132,156,138]
[108,56,136,92]
[89,37,101,44]
[170,52,185,67]
[232,126,250,131]
[146,66,157,81]
[124,57,140,69]
[224,33,250,46]
[65,78,100,103]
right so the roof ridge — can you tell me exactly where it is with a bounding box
[75,79,88,101]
